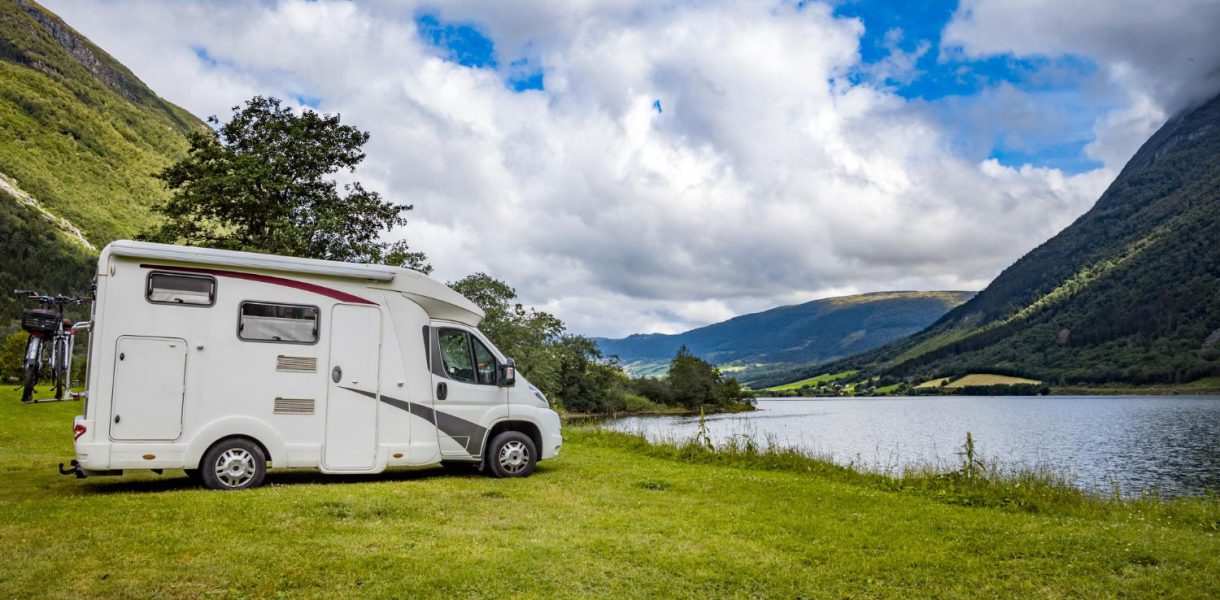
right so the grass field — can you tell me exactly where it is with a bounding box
[1,387,1218,598]
[764,370,858,391]
[915,374,1041,389]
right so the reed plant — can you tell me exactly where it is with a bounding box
[572,426,1219,529]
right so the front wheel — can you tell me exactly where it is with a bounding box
[485,431,537,478]
[199,438,267,490]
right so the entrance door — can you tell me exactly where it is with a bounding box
[324,304,381,470]
[110,336,186,440]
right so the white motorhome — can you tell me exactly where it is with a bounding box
[64,241,562,490]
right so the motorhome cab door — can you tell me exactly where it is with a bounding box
[430,325,507,457]
[323,304,381,470]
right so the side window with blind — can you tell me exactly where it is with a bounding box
[238,302,320,344]
[147,272,215,306]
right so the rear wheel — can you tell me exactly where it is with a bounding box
[52,337,67,400]
[199,438,266,490]
[485,431,537,478]
[20,362,37,404]
[19,336,38,403]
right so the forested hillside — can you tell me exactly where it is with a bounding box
[595,291,973,381]
[0,0,202,320]
[829,92,1220,386]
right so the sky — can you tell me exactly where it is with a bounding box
[43,0,1220,337]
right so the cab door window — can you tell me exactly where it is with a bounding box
[472,336,497,385]
[438,329,476,383]
[438,328,498,385]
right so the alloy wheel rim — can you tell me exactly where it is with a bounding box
[498,440,530,474]
[215,448,256,487]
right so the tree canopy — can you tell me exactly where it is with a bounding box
[448,273,636,413]
[143,96,429,271]
[631,345,750,410]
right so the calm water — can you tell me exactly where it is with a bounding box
[607,396,1220,497]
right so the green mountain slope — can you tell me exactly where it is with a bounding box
[835,92,1220,386]
[0,0,202,319]
[594,291,974,381]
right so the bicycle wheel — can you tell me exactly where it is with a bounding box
[53,337,68,401]
[19,336,39,402]
[21,361,37,403]
[20,336,39,403]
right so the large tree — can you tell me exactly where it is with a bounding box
[143,96,429,271]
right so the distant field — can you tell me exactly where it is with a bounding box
[765,370,858,391]
[917,374,1041,389]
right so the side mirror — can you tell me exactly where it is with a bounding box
[498,358,516,387]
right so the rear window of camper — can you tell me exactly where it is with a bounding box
[147,272,216,306]
[238,302,320,344]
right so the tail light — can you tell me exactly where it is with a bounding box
[73,423,87,441]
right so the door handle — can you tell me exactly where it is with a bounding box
[437,382,448,400]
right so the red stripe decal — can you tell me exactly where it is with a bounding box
[141,264,378,305]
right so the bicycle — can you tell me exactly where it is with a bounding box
[13,290,88,403]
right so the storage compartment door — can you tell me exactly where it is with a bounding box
[324,304,381,470]
[110,336,187,440]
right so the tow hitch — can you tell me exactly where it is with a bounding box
[58,460,86,479]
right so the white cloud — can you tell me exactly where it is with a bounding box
[44,0,1151,337]
[943,0,1220,170]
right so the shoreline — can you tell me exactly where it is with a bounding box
[561,402,756,421]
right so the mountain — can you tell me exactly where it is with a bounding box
[0,0,202,319]
[594,291,974,381]
[825,92,1220,386]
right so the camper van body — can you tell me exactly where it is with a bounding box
[69,241,561,488]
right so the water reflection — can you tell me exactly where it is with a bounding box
[605,396,1220,497]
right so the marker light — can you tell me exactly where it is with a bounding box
[73,423,86,440]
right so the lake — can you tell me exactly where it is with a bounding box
[606,396,1220,497]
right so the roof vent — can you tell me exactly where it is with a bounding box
[276,355,317,373]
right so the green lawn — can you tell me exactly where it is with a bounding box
[764,370,858,392]
[1,388,1217,598]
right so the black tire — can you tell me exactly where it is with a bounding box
[52,337,67,401]
[484,431,537,478]
[21,362,37,404]
[199,438,267,490]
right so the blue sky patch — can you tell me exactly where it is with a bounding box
[831,0,1108,173]
[415,13,498,69]
[294,95,321,109]
[191,45,223,68]
[416,12,549,93]
[507,57,545,92]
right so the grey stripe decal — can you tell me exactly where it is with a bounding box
[338,387,487,455]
